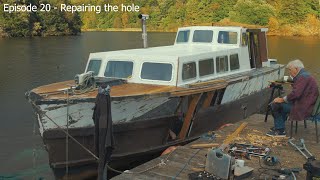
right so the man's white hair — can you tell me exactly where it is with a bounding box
[286,59,304,69]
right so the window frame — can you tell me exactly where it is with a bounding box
[104,60,134,79]
[199,58,215,77]
[241,33,248,46]
[192,30,214,43]
[182,62,197,81]
[230,54,240,71]
[176,30,190,43]
[217,31,238,44]
[216,56,229,73]
[86,59,102,76]
[140,62,173,82]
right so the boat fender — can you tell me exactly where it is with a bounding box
[161,146,178,156]
[218,123,233,130]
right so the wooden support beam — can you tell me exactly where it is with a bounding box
[178,94,202,139]
[202,91,215,108]
[219,122,248,150]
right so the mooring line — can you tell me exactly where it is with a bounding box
[172,148,201,179]
[30,100,99,160]
[66,88,70,179]
[30,96,179,175]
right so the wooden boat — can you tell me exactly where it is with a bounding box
[26,26,285,175]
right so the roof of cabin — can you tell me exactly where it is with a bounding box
[90,44,238,59]
[178,26,243,31]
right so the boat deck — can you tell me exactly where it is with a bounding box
[112,114,320,179]
[30,66,281,101]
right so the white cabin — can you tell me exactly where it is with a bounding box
[85,26,270,87]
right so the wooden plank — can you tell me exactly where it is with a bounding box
[190,143,219,149]
[32,81,185,99]
[219,122,248,150]
[188,79,226,87]
[202,91,215,108]
[178,94,202,139]
[171,83,227,97]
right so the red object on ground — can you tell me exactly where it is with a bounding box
[218,123,233,130]
[161,146,178,156]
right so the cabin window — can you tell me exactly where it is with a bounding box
[182,62,196,80]
[241,33,248,46]
[216,56,229,73]
[176,30,190,43]
[199,59,214,76]
[230,54,240,70]
[193,30,213,43]
[87,59,101,76]
[141,62,172,81]
[218,31,238,44]
[104,61,133,78]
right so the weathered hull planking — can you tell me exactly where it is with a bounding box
[29,66,285,173]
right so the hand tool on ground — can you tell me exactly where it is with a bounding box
[288,139,320,179]
[288,138,314,160]
[277,168,301,180]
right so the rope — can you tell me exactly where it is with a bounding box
[74,86,97,95]
[112,147,175,174]
[66,89,70,179]
[30,100,99,160]
[30,99,177,175]
[32,110,37,180]
[173,149,201,179]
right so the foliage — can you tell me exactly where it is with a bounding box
[278,0,309,24]
[1,0,320,37]
[229,0,275,26]
[0,0,81,37]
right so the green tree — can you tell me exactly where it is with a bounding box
[211,0,237,22]
[0,0,81,37]
[229,0,275,25]
[278,0,309,23]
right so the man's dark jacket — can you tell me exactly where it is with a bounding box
[288,68,319,121]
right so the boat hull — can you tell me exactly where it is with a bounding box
[42,86,272,168]
[29,66,285,177]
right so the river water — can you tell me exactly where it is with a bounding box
[0,32,319,179]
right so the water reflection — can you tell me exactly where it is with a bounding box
[268,36,320,80]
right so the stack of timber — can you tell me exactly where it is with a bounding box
[112,114,320,180]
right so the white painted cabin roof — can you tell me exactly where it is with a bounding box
[90,44,237,60]
[89,26,246,61]
[86,26,269,86]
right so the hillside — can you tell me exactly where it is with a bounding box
[1,0,319,37]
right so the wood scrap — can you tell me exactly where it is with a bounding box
[219,122,248,150]
[190,143,219,149]
[191,167,205,172]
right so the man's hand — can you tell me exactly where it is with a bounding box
[273,97,285,103]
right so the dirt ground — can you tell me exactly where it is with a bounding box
[213,114,320,179]
[113,113,320,180]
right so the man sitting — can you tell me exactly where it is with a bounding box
[266,59,319,137]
